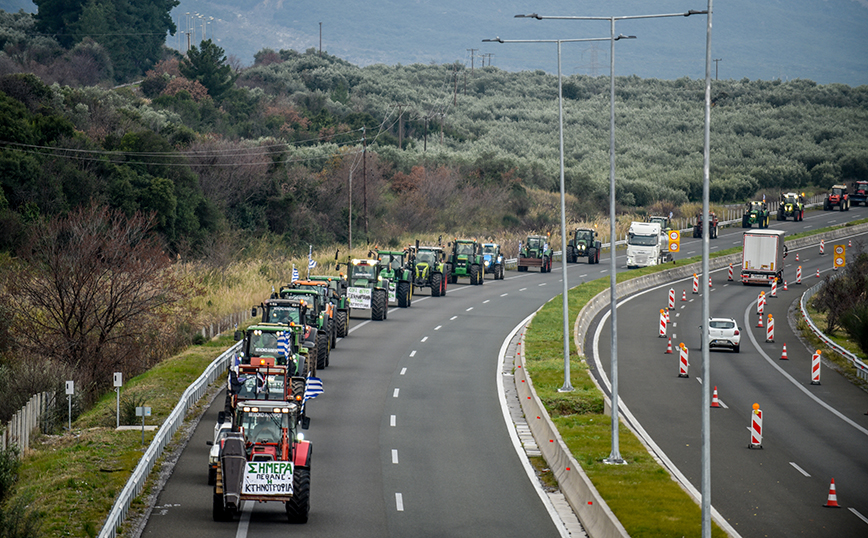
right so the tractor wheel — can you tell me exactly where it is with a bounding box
[478,265,484,285]
[335,310,348,338]
[742,215,749,228]
[518,265,527,272]
[213,492,233,521]
[497,265,504,279]
[469,264,480,285]
[285,467,311,523]
[316,331,328,370]
[824,199,830,211]
[208,467,216,486]
[372,289,387,320]
[431,273,442,296]
[441,274,447,295]
[397,281,411,307]
[587,248,596,264]
[292,378,305,402]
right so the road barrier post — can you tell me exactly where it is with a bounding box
[811,350,822,385]
[749,404,763,449]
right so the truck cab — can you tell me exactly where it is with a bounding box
[626,222,663,268]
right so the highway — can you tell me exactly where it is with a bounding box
[140,206,866,537]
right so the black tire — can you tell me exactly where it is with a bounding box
[777,210,783,221]
[518,265,527,272]
[497,265,504,279]
[470,264,480,284]
[208,467,216,486]
[213,492,233,521]
[335,310,348,338]
[742,216,749,228]
[397,281,410,307]
[315,331,328,370]
[372,289,387,320]
[587,247,596,264]
[824,199,830,211]
[431,273,442,296]
[285,467,311,523]
[441,275,447,295]
[292,378,305,402]
[734,344,740,353]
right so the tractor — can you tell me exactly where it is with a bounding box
[777,192,805,221]
[245,304,318,376]
[566,228,601,264]
[374,249,414,307]
[648,216,672,260]
[278,287,333,369]
[343,258,390,321]
[447,239,485,285]
[308,275,349,339]
[481,243,505,279]
[824,184,850,211]
[693,212,719,239]
[851,180,868,206]
[409,243,448,296]
[212,399,311,523]
[742,200,770,228]
[518,235,552,272]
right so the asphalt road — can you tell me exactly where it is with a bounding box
[590,211,868,537]
[140,205,867,538]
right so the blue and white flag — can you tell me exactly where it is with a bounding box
[278,332,290,356]
[308,245,317,269]
[291,264,299,282]
[303,373,323,404]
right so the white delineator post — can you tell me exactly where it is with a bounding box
[811,350,822,385]
[749,404,763,449]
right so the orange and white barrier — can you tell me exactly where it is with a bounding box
[668,288,675,310]
[797,265,802,284]
[728,264,733,281]
[811,350,822,385]
[780,344,788,360]
[820,239,825,255]
[766,314,775,342]
[659,309,667,337]
[757,292,765,315]
[678,343,689,378]
[749,404,763,449]
[770,279,777,298]
[692,273,699,294]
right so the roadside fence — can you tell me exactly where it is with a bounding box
[800,281,868,381]
[0,391,55,453]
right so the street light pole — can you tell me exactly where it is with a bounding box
[701,5,714,536]
[517,8,708,467]
[483,35,621,395]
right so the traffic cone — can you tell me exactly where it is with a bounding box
[711,386,720,408]
[796,252,799,261]
[682,289,687,301]
[823,478,841,508]
[783,280,788,291]
[757,315,764,328]
[665,337,673,354]
[816,268,821,278]
[849,239,852,247]
[780,344,788,360]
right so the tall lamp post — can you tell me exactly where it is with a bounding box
[516,8,707,466]
[483,35,632,394]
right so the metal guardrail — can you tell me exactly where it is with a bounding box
[800,281,868,381]
[98,342,239,538]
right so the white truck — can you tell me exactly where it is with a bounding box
[626,221,665,268]
[741,229,787,285]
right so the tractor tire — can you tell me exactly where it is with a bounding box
[518,265,527,272]
[431,273,442,297]
[587,247,597,264]
[469,264,480,285]
[497,265,504,279]
[208,467,216,486]
[335,310,348,338]
[441,275,447,295]
[213,492,233,521]
[397,281,411,307]
[824,199,830,211]
[742,215,749,228]
[372,289,387,321]
[292,378,305,403]
[285,467,311,523]
[478,265,484,285]
[316,331,328,370]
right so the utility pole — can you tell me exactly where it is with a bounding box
[439,113,444,145]
[423,115,429,152]
[319,22,322,57]
[713,58,722,80]
[362,126,368,235]
[466,48,478,73]
[396,105,406,149]
[453,67,458,105]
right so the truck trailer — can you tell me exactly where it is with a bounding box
[741,229,787,285]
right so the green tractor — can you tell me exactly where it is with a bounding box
[777,192,805,221]
[308,275,349,339]
[343,258,390,321]
[518,235,553,272]
[742,200,770,228]
[374,249,413,307]
[447,239,484,285]
[409,242,448,296]
[278,287,333,369]
[254,296,324,372]
[566,228,601,264]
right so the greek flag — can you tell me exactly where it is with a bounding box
[278,332,290,357]
[291,264,299,282]
[308,245,317,269]
[303,373,323,404]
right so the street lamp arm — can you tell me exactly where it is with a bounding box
[515,11,708,21]
[687,10,709,16]
[483,36,615,44]
[614,34,636,41]
[514,13,542,19]
[481,37,504,43]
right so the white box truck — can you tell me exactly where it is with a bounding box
[626,221,664,268]
[741,229,787,285]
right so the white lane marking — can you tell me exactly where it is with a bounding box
[519,287,528,291]
[400,368,407,375]
[696,377,702,384]
[675,312,680,317]
[392,449,399,464]
[466,307,473,312]
[850,508,868,525]
[789,462,810,477]
[743,302,868,438]
[421,336,428,342]
[450,315,458,320]
[539,282,547,286]
[409,350,416,357]
[235,501,253,538]
[434,325,442,330]
[672,333,677,339]
[580,274,588,278]
[393,388,400,398]
[672,323,677,328]
[483,299,490,304]
[390,415,396,427]
[500,293,509,297]
[395,493,404,512]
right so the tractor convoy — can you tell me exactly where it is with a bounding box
[207,186,864,524]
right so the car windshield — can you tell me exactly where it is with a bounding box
[456,243,474,255]
[482,245,497,255]
[627,233,657,246]
[709,320,735,330]
[267,306,301,325]
[416,250,435,264]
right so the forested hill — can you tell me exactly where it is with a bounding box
[0,34,867,258]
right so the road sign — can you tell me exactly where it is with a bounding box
[668,230,681,253]
[834,245,845,269]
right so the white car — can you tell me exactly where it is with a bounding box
[702,318,741,353]
[207,419,233,485]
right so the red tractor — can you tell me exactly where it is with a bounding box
[851,180,868,206]
[693,211,719,239]
[824,184,850,211]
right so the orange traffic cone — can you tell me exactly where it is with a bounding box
[711,386,721,408]
[665,337,673,354]
[682,290,687,301]
[757,315,764,328]
[780,344,789,360]
[796,252,799,261]
[823,478,841,508]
